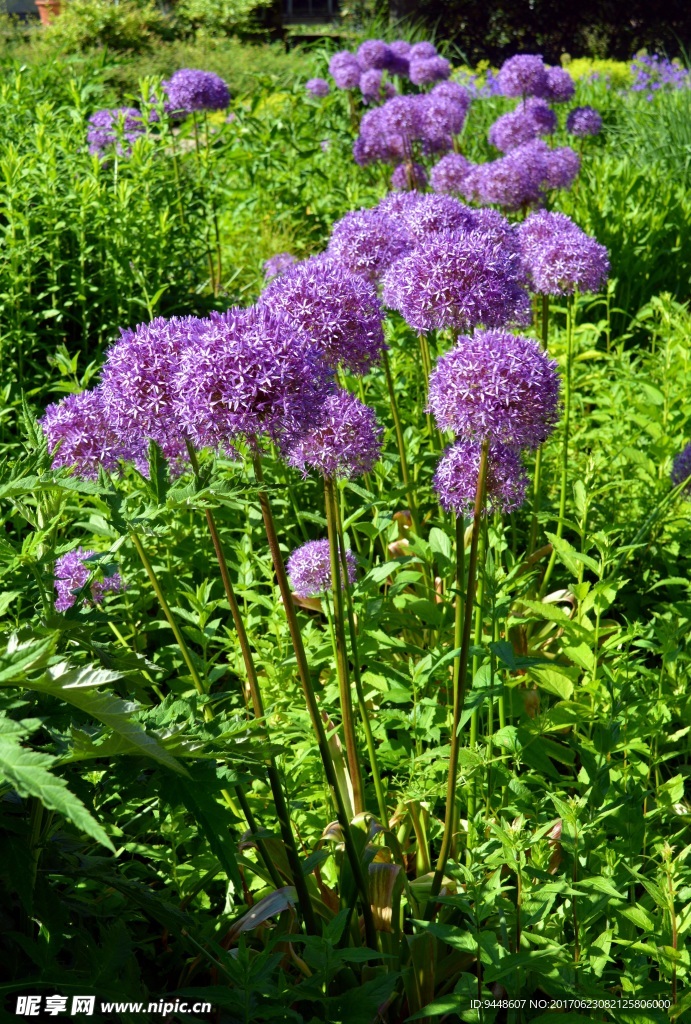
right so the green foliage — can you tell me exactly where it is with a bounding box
[172,0,275,37]
[44,0,175,53]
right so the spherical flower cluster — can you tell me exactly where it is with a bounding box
[382,230,531,333]
[100,316,203,465]
[497,54,548,98]
[410,42,437,60]
[327,207,411,282]
[259,256,385,375]
[329,51,362,90]
[287,539,357,599]
[40,389,141,480]
[284,390,383,479]
[542,66,575,103]
[409,55,451,86]
[306,77,330,98]
[54,548,123,612]
[434,440,528,514]
[357,39,390,70]
[462,140,579,209]
[430,152,472,194]
[519,211,610,295]
[387,40,412,76]
[566,106,603,137]
[263,252,297,280]
[87,107,145,158]
[671,443,691,491]
[353,84,469,167]
[543,146,580,189]
[173,306,333,450]
[360,68,383,104]
[385,192,475,239]
[163,69,230,114]
[427,329,560,448]
[391,161,428,190]
[488,98,557,153]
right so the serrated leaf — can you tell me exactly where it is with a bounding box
[0,732,113,850]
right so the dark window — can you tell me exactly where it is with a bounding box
[283,0,339,20]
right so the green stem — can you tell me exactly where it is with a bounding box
[325,476,364,814]
[449,513,464,862]
[382,349,421,536]
[540,297,574,597]
[528,297,550,555]
[466,520,487,860]
[252,453,378,949]
[334,483,389,826]
[429,440,489,902]
[203,111,223,295]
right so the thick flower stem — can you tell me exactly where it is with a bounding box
[466,520,487,860]
[382,349,421,536]
[334,484,389,827]
[130,527,282,891]
[449,513,465,861]
[429,439,488,904]
[540,296,574,597]
[324,477,365,814]
[184,443,317,932]
[252,453,378,950]
[528,296,551,555]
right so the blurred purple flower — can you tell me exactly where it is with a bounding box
[264,252,297,280]
[541,66,575,102]
[327,207,411,282]
[357,39,391,70]
[40,389,142,480]
[54,547,123,613]
[428,328,560,447]
[360,68,383,104]
[434,439,528,514]
[87,107,145,158]
[287,539,357,598]
[283,389,382,479]
[391,161,428,190]
[671,443,691,490]
[430,152,472,194]
[488,98,557,152]
[409,55,451,86]
[329,51,362,89]
[543,146,580,189]
[566,106,603,136]
[163,69,230,114]
[497,54,548,98]
[409,41,437,60]
[306,77,330,97]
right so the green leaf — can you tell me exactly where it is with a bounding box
[618,904,657,931]
[0,730,113,850]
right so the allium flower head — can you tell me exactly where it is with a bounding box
[427,329,560,447]
[40,389,140,480]
[428,80,471,132]
[488,98,557,152]
[329,51,362,89]
[357,39,391,70]
[259,256,385,375]
[497,54,548,98]
[284,390,382,479]
[306,77,330,97]
[462,139,576,209]
[327,207,411,282]
[382,230,531,332]
[100,316,203,465]
[54,548,123,612]
[287,539,357,599]
[87,107,145,158]
[163,69,230,114]
[519,212,609,295]
[388,192,475,239]
[544,146,580,189]
[434,440,528,514]
[264,252,297,280]
[566,106,603,137]
[173,306,333,450]
[386,40,411,76]
[391,161,428,190]
[409,42,437,60]
[360,68,383,104]
[671,443,691,491]
[409,55,451,86]
[430,152,472,194]
[541,66,575,102]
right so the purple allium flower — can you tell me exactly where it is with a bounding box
[306,77,330,98]
[264,252,297,280]
[391,161,428,190]
[409,55,451,86]
[541,66,575,103]
[357,39,391,70]
[283,390,382,479]
[54,547,124,613]
[433,439,528,515]
[409,41,437,60]
[329,51,362,89]
[259,256,386,375]
[388,192,475,238]
[543,145,580,189]
[430,152,472,194]
[163,69,230,114]
[488,98,557,153]
[360,68,383,104]
[386,40,411,76]
[40,389,140,480]
[671,443,691,490]
[471,208,526,279]
[428,80,471,129]
[566,106,603,137]
[87,107,145,158]
[100,316,204,466]
[427,329,560,447]
[287,539,357,599]
[327,207,411,282]
[173,306,333,450]
[382,230,531,332]
[519,211,609,295]
[497,54,548,98]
